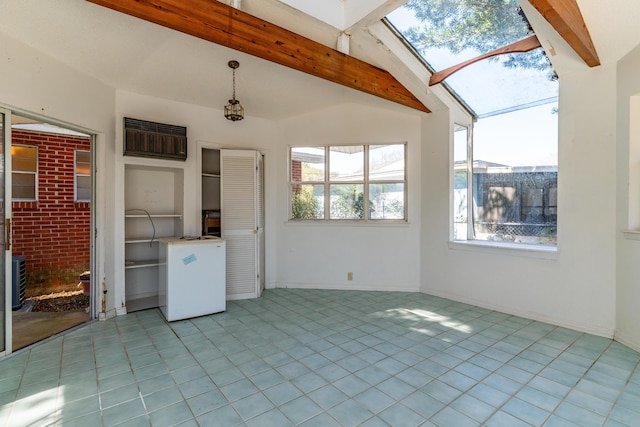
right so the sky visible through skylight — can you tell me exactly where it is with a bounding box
[386,1,558,167]
[386,3,558,118]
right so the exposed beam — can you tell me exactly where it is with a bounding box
[345,0,407,33]
[528,0,600,67]
[429,35,542,86]
[86,0,430,113]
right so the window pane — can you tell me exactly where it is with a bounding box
[13,157,36,172]
[330,184,365,219]
[291,147,324,182]
[12,173,34,187]
[12,173,35,199]
[330,146,363,181]
[291,184,324,219]
[76,163,90,175]
[77,175,91,201]
[76,150,91,175]
[472,103,558,245]
[13,186,35,200]
[370,183,404,219]
[76,150,90,164]
[12,145,36,160]
[369,145,404,181]
[453,125,468,240]
[12,145,37,200]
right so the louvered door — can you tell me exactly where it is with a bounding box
[221,150,263,300]
[257,154,265,294]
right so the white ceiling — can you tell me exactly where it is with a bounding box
[575,0,640,65]
[0,0,639,121]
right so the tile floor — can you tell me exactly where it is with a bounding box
[1,288,639,426]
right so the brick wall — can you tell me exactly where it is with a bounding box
[11,129,91,281]
[291,160,302,181]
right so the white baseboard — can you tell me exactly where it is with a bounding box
[276,282,420,293]
[99,308,118,320]
[227,293,259,301]
[613,331,640,354]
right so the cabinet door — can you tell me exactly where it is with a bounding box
[221,150,263,300]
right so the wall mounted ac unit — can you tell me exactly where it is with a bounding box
[124,117,187,161]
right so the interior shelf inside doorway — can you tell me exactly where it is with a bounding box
[124,164,184,312]
[202,148,221,237]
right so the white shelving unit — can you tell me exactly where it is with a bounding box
[124,165,184,312]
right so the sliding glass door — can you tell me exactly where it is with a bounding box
[0,109,10,355]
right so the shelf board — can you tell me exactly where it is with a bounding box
[202,173,220,178]
[125,260,165,269]
[623,230,640,241]
[125,239,160,244]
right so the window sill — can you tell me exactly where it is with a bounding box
[448,240,558,260]
[285,219,410,227]
[623,230,640,241]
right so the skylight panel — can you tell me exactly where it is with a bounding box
[386,0,558,117]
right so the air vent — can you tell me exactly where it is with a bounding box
[12,255,26,310]
[124,117,187,161]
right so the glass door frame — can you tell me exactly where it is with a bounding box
[1,107,13,357]
[0,107,97,357]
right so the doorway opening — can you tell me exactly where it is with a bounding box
[10,113,93,351]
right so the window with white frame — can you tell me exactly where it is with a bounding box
[290,144,406,221]
[453,125,469,240]
[453,102,558,247]
[75,150,91,202]
[12,145,37,201]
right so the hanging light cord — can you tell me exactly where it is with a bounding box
[232,67,237,101]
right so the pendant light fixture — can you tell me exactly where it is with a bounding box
[224,60,244,121]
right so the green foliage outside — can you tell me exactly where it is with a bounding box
[291,186,321,219]
[402,0,551,73]
[331,185,368,219]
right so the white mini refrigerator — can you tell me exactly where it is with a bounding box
[158,237,226,321]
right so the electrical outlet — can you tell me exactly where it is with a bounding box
[347,272,353,281]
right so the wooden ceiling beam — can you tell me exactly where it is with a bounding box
[86,0,430,113]
[528,0,600,67]
[429,35,542,86]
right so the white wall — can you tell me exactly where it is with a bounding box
[275,104,423,292]
[0,33,117,319]
[421,65,619,338]
[616,42,640,352]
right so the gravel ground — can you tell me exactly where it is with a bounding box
[27,290,90,312]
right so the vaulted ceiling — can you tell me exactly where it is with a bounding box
[1,0,639,120]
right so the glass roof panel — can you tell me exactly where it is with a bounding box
[386,0,558,117]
